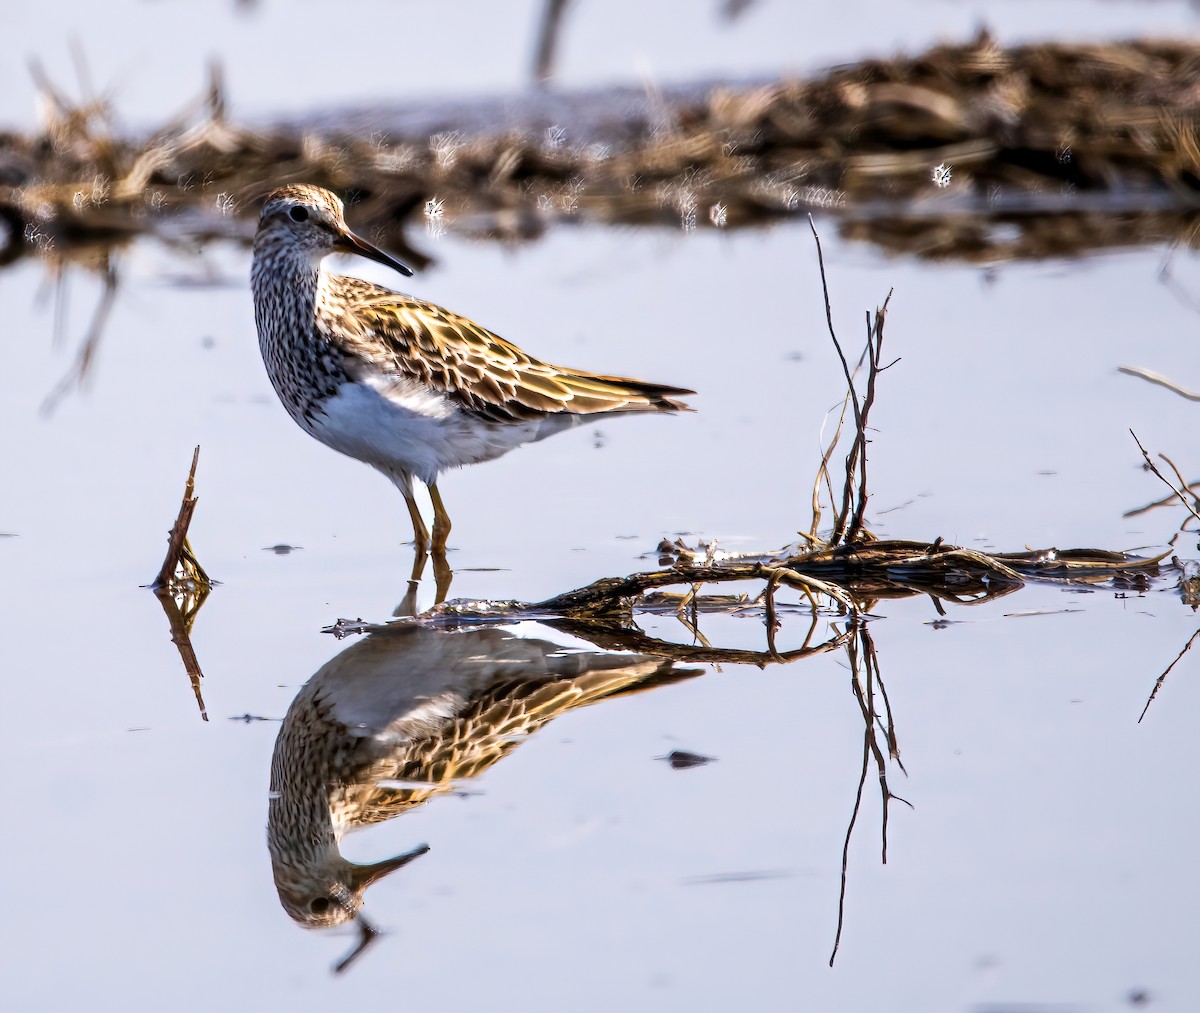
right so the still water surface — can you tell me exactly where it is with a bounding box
[1,216,1198,1009]
[5,0,1200,1007]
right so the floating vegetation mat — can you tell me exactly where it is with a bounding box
[5,34,1200,267]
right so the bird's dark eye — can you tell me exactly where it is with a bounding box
[289,206,310,223]
[309,896,331,914]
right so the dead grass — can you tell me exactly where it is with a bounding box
[147,446,213,721]
[6,35,1200,269]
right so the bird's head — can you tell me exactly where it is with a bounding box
[271,840,431,928]
[256,184,413,277]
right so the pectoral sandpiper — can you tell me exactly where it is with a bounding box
[251,184,695,553]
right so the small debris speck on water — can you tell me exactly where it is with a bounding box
[323,617,374,638]
[661,749,716,769]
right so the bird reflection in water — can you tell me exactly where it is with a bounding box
[268,620,697,971]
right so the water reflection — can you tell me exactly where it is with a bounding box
[265,593,927,972]
[267,619,701,966]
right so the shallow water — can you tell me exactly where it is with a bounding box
[2,215,1199,1010]
[5,2,1200,1010]
[5,0,1200,130]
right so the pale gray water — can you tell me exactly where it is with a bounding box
[4,0,1200,131]
[3,2,1200,1010]
[1,216,1198,1011]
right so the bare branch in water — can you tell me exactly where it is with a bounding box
[843,292,892,543]
[152,446,212,591]
[148,446,214,721]
[806,216,894,546]
[808,216,862,544]
[1130,430,1200,527]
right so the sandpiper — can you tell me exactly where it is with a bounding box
[251,184,695,552]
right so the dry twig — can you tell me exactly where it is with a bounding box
[149,446,214,721]
[1130,430,1200,526]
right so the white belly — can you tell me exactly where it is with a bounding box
[308,376,563,486]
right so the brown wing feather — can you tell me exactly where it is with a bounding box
[325,276,695,423]
[337,659,692,828]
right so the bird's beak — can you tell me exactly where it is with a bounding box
[334,228,414,278]
[347,842,430,891]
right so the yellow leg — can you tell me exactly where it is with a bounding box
[402,487,430,550]
[430,482,452,554]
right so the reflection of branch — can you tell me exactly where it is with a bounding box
[531,0,573,84]
[832,708,871,968]
[830,619,911,966]
[153,586,210,721]
[40,256,119,414]
[545,614,851,667]
[1124,485,1200,520]
[527,559,860,622]
[1138,626,1200,723]
[333,916,381,975]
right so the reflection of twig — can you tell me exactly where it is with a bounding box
[675,597,715,650]
[528,559,857,621]
[1118,365,1200,401]
[829,619,911,966]
[1138,626,1200,723]
[1130,430,1200,526]
[40,256,119,414]
[531,0,573,84]
[333,916,381,975]
[153,585,210,721]
[1124,484,1200,520]
[1157,237,1200,315]
[545,616,851,667]
[831,711,871,968]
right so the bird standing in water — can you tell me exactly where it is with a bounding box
[251,184,694,553]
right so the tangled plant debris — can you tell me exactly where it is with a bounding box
[6,35,1200,269]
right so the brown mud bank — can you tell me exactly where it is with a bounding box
[4,33,1200,267]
